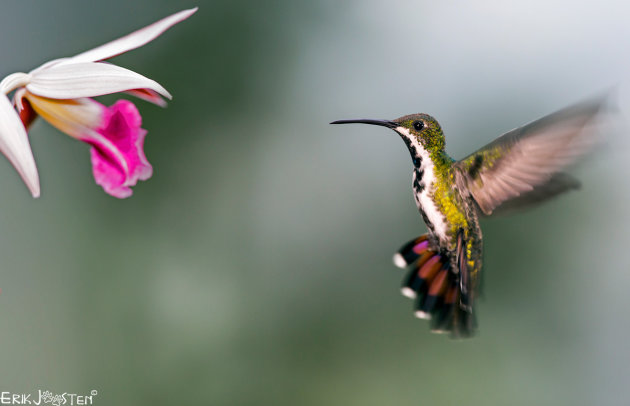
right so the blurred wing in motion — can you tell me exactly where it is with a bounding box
[454,98,607,215]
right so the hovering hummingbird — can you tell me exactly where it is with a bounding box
[331,99,605,338]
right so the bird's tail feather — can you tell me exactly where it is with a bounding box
[394,234,476,338]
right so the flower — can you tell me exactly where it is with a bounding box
[0,7,197,198]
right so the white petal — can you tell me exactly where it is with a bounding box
[61,8,197,65]
[29,58,71,75]
[27,62,171,100]
[125,88,167,107]
[0,72,31,94]
[0,94,40,197]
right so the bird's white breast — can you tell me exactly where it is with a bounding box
[398,127,448,242]
[413,160,449,242]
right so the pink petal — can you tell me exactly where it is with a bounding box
[81,100,152,198]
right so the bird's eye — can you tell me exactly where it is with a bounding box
[413,121,425,131]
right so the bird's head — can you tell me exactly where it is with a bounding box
[331,113,446,163]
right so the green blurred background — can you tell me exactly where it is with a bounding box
[1,1,629,405]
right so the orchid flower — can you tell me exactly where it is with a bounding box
[0,8,197,198]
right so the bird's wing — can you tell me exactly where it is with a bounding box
[453,98,606,215]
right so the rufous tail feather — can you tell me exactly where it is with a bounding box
[394,234,476,338]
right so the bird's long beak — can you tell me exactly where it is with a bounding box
[330,119,398,129]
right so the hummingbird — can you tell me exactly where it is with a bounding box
[331,99,605,338]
